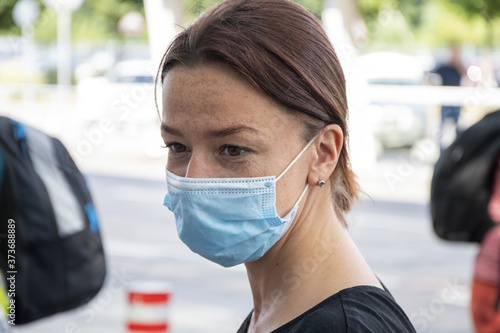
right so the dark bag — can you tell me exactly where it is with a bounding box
[0,116,106,324]
[431,110,500,243]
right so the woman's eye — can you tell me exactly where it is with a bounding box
[166,143,188,153]
[222,145,246,157]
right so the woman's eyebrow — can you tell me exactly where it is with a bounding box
[207,126,260,138]
[161,124,182,136]
[161,124,261,139]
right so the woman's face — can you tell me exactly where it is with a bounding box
[161,64,313,216]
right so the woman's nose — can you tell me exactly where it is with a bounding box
[185,152,214,178]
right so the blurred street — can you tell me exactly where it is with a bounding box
[3,110,476,333]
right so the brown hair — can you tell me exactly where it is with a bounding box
[158,0,359,226]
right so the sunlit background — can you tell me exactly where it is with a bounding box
[0,0,499,332]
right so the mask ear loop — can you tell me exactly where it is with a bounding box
[295,183,309,205]
[276,135,318,219]
[185,159,192,178]
[276,135,318,182]
[279,183,310,220]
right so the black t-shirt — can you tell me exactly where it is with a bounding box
[237,285,416,332]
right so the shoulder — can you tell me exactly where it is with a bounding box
[339,286,416,332]
[273,286,416,333]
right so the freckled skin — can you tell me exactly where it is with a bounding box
[161,64,311,217]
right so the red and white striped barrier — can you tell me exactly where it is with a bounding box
[126,281,172,333]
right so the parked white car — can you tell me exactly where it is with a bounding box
[350,52,427,149]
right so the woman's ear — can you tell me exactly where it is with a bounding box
[308,124,343,187]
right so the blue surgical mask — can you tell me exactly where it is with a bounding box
[163,137,316,267]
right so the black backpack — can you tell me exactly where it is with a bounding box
[0,116,106,325]
[431,110,500,243]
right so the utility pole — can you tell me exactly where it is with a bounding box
[42,0,84,106]
[322,0,365,66]
[12,0,39,107]
[143,0,183,69]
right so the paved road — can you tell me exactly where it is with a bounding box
[11,169,477,333]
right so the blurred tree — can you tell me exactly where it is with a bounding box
[357,0,391,23]
[0,0,15,31]
[398,0,424,28]
[357,0,424,29]
[71,0,146,41]
[445,0,500,48]
[0,0,37,35]
[417,1,490,46]
[1,0,497,47]
[356,0,499,48]
[181,0,322,23]
[355,0,420,49]
[449,0,500,22]
[0,0,145,41]
[3,0,322,41]
[297,0,323,17]
[181,0,219,23]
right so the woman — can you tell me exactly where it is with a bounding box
[158,0,416,331]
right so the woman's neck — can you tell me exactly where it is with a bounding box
[244,193,381,333]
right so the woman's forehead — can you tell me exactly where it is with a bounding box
[161,65,299,135]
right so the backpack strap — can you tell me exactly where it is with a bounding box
[51,137,100,234]
[23,125,87,237]
[85,203,99,233]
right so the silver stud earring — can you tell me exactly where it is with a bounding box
[317,179,325,188]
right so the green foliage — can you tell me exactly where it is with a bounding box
[295,0,323,18]
[0,0,40,35]
[398,0,424,28]
[357,0,423,29]
[1,0,498,47]
[72,0,146,40]
[444,0,500,21]
[356,0,421,49]
[357,0,393,23]
[180,0,322,25]
[447,0,500,48]
[32,8,57,43]
[0,0,17,34]
[181,0,221,24]
[0,0,146,42]
[4,0,322,41]
[416,1,493,46]
[356,0,500,48]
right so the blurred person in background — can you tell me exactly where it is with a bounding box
[158,0,416,332]
[434,45,466,150]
